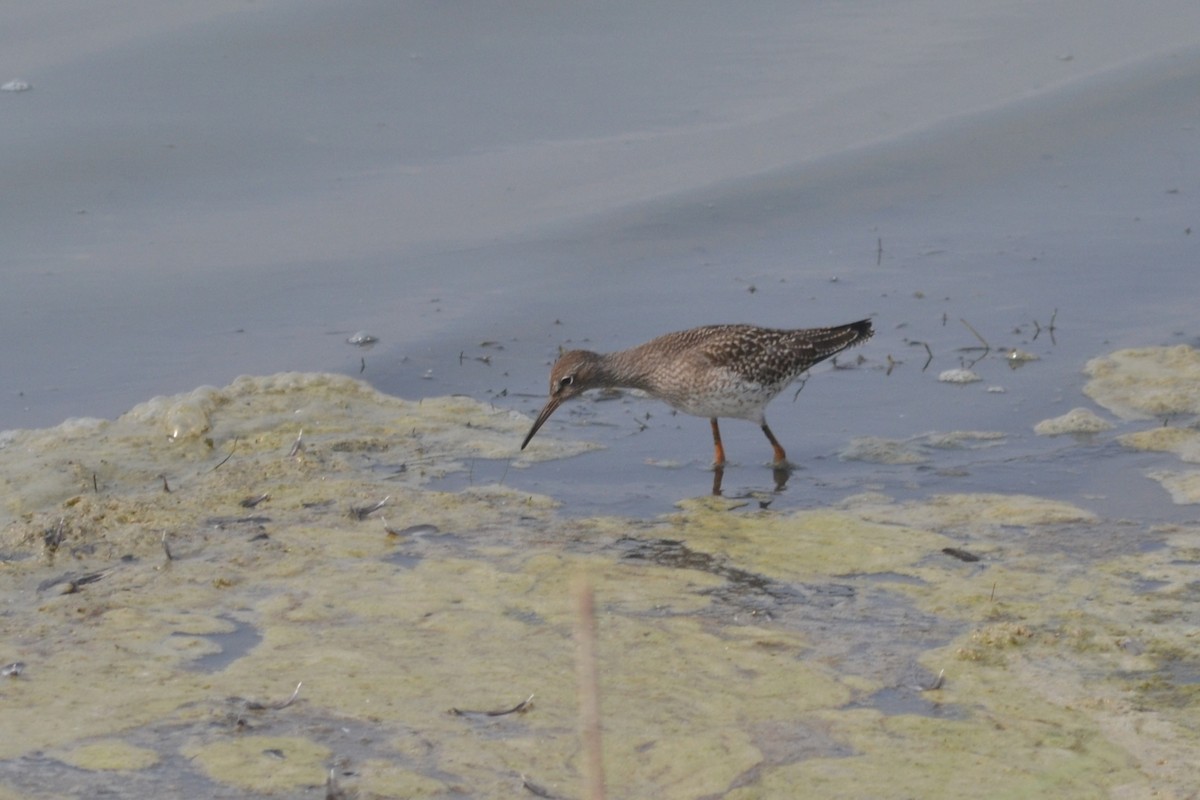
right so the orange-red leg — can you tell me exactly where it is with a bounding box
[710,418,727,467]
[761,423,788,466]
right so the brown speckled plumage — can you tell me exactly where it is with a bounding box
[521,319,873,466]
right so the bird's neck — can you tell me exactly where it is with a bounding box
[595,349,656,393]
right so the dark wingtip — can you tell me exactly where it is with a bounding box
[850,318,874,340]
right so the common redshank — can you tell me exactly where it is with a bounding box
[521,319,873,466]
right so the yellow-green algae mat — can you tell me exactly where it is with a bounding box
[0,371,1197,799]
[1085,344,1200,504]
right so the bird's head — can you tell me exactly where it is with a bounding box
[520,350,603,450]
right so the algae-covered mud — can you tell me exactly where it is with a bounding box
[1085,346,1200,505]
[2,364,1199,799]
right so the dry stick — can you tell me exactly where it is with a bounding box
[958,318,991,368]
[210,436,240,472]
[288,429,305,458]
[573,577,606,800]
[905,340,934,371]
[245,681,303,711]
[958,318,990,352]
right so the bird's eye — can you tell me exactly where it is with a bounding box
[559,375,574,388]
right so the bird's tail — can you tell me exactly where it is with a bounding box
[806,318,874,363]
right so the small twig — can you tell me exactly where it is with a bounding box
[240,493,270,509]
[876,236,883,266]
[886,354,898,376]
[941,547,980,563]
[449,694,535,717]
[990,582,997,602]
[245,681,303,711]
[161,475,171,493]
[325,768,344,800]
[359,356,366,374]
[38,569,108,594]
[384,522,439,538]
[210,437,240,472]
[288,429,305,458]
[93,473,99,493]
[958,319,991,368]
[917,341,934,372]
[921,669,946,691]
[790,373,810,402]
[350,496,390,520]
[161,531,174,562]
[498,457,511,487]
[959,318,990,351]
[44,517,66,551]
[522,777,568,799]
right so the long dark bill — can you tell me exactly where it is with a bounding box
[520,396,563,450]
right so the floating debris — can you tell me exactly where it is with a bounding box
[1,79,31,92]
[840,437,929,465]
[1084,345,1200,420]
[1006,349,1039,367]
[1034,408,1114,436]
[1,661,25,678]
[1145,470,1200,505]
[938,368,982,384]
[346,331,378,347]
[1118,427,1200,463]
